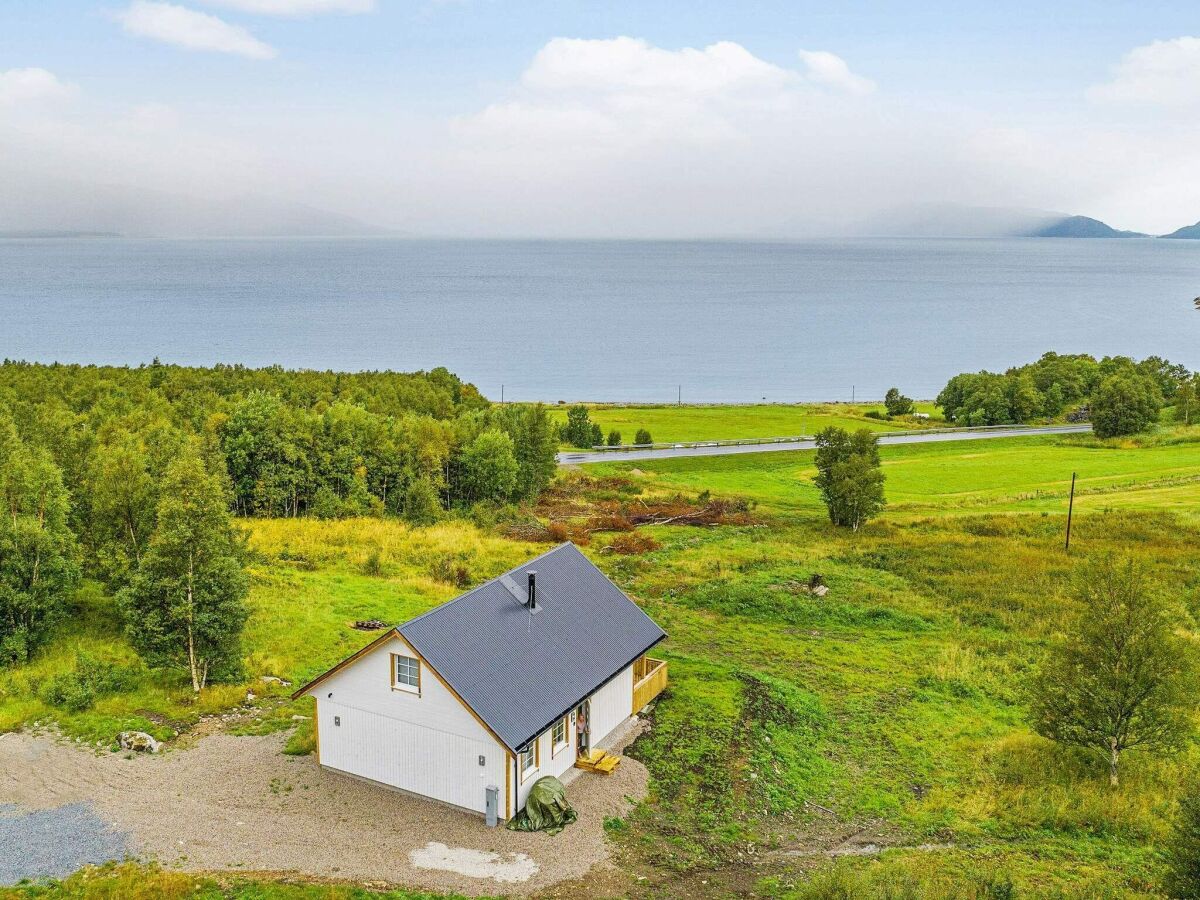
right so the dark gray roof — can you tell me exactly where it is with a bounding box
[398,543,666,751]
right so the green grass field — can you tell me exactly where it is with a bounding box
[591,432,1200,518]
[4,425,1200,898]
[549,402,940,444]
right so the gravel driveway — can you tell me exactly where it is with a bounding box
[0,724,648,894]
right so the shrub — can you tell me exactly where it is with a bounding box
[1164,786,1200,898]
[607,430,622,446]
[401,476,442,526]
[607,531,661,555]
[428,552,473,588]
[863,409,888,420]
[635,428,653,445]
[39,651,143,712]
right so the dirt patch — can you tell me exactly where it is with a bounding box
[0,728,648,896]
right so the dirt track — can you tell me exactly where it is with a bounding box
[0,724,648,895]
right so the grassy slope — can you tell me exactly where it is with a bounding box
[582,429,1200,897]
[548,402,940,444]
[4,428,1200,898]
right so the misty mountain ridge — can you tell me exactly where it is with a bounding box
[0,174,389,239]
[852,204,1197,239]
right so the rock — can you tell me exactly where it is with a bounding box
[290,715,310,721]
[118,731,161,754]
[245,691,257,702]
[260,675,292,687]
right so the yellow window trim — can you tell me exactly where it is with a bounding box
[390,652,421,696]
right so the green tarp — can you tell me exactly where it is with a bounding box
[506,775,578,835]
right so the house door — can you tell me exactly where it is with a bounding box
[575,699,591,758]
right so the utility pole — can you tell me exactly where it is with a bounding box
[852,385,856,404]
[1064,472,1076,552]
[677,385,681,406]
[501,384,505,405]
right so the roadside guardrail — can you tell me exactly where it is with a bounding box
[581,423,1089,454]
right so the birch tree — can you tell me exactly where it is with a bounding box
[0,425,79,665]
[1030,556,1195,786]
[120,449,247,692]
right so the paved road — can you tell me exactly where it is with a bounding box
[557,424,1093,465]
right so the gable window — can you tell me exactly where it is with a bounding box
[551,717,568,757]
[392,653,420,694]
[519,742,538,780]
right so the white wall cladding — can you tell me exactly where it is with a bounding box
[311,634,506,816]
[591,663,634,747]
[319,698,502,814]
[309,636,639,818]
[515,715,579,810]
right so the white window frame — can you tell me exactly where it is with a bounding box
[392,653,420,695]
[551,717,568,757]
[519,743,538,780]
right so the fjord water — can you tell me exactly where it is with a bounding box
[1,237,1195,402]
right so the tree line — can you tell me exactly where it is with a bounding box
[0,360,559,678]
[936,352,1195,437]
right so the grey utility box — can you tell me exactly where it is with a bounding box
[485,784,499,827]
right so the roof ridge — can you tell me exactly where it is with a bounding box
[397,542,575,634]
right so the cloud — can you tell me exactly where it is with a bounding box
[198,0,375,15]
[798,50,875,95]
[117,2,277,59]
[1089,35,1200,106]
[458,37,824,152]
[0,68,77,108]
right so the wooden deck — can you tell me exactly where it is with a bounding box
[632,655,668,713]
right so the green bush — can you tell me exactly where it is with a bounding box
[606,430,622,446]
[1164,787,1200,898]
[635,428,652,445]
[39,651,143,712]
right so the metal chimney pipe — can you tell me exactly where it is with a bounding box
[527,571,537,610]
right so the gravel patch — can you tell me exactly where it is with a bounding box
[0,726,649,896]
[0,802,130,885]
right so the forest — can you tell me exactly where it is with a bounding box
[0,360,557,669]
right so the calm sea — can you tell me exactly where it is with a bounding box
[1,237,1196,403]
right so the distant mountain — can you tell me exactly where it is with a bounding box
[852,204,1064,238]
[0,172,388,239]
[1160,221,1200,239]
[1028,215,1146,238]
[853,204,1151,239]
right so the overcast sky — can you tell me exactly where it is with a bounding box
[3,1,1200,237]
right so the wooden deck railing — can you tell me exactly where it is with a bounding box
[632,656,668,713]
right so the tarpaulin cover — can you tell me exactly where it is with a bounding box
[506,776,577,835]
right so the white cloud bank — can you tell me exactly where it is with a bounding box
[0,68,76,108]
[198,0,375,15]
[117,2,277,59]
[8,34,1200,237]
[1089,35,1200,106]
[799,50,876,95]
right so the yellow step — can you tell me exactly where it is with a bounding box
[574,749,621,774]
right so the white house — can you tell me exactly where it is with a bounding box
[292,543,668,821]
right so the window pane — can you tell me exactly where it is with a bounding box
[395,655,419,687]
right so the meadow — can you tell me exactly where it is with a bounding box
[548,402,940,444]
[3,425,1200,898]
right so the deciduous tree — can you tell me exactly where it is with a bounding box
[1030,556,1195,786]
[0,430,79,665]
[883,388,914,417]
[119,450,248,692]
[812,427,886,530]
[1091,373,1161,438]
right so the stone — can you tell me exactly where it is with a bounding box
[118,731,161,754]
